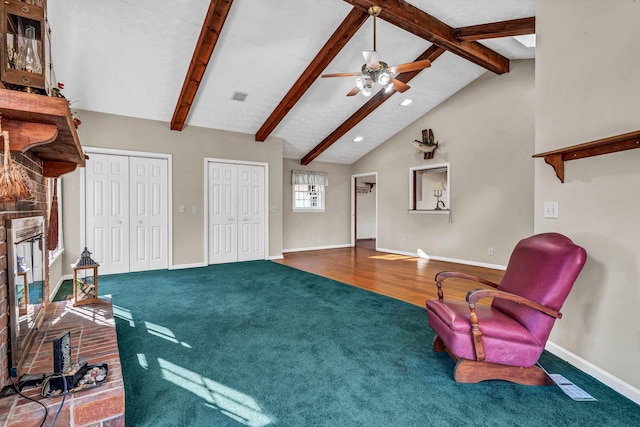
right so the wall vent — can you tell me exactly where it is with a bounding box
[231,91,248,102]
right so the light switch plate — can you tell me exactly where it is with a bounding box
[544,201,559,219]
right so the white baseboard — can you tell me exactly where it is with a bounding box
[268,255,284,260]
[169,262,207,270]
[545,341,640,405]
[375,247,416,257]
[428,255,506,271]
[376,248,507,271]
[283,243,352,253]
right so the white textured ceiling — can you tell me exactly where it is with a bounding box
[47,0,534,164]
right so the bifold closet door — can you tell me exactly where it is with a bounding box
[208,163,238,264]
[130,157,169,272]
[86,154,168,274]
[237,165,265,262]
[208,162,265,264]
[85,153,130,275]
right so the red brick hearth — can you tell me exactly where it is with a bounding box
[0,300,124,426]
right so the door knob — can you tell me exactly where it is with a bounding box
[117,220,122,224]
[228,218,234,222]
[243,218,249,222]
[138,220,143,224]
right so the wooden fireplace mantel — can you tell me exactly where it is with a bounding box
[0,88,86,178]
[533,130,640,183]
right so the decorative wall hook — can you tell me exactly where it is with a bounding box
[413,128,438,159]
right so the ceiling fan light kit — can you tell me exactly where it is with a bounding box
[321,6,431,97]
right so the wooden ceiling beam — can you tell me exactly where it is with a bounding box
[301,45,446,165]
[342,0,509,75]
[170,0,234,131]
[255,8,369,142]
[455,17,535,41]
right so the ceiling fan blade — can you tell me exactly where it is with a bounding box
[391,78,410,93]
[321,72,362,78]
[362,50,379,68]
[388,59,431,74]
[346,87,360,97]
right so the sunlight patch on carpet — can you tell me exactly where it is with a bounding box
[137,353,148,370]
[158,358,273,427]
[144,321,192,348]
[113,304,135,327]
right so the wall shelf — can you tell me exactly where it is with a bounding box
[0,88,86,177]
[533,130,640,183]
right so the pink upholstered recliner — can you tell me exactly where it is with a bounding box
[426,233,587,385]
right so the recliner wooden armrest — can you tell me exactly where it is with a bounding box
[465,289,563,319]
[434,271,499,300]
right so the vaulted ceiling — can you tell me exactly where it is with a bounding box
[47,0,534,165]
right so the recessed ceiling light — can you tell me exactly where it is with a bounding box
[353,136,364,142]
[514,34,536,48]
[400,99,413,107]
[231,91,248,102]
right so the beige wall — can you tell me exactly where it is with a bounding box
[62,110,283,272]
[282,159,352,250]
[536,0,640,389]
[352,60,535,265]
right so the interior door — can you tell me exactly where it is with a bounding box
[85,153,130,274]
[237,165,265,262]
[130,157,168,272]
[208,162,238,264]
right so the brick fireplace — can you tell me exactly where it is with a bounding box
[0,150,48,389]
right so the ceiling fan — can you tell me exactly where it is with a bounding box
[321,6,431,97]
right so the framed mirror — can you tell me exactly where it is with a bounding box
[6,215,46,372]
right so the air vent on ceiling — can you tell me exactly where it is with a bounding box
[231,91,248,102]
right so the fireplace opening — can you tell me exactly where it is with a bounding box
[6,215,46,374]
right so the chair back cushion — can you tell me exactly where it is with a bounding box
[492,233,586,345]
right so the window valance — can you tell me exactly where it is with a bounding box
[292,170,329,186]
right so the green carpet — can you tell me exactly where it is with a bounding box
[97,261,640,426]
[53,279,73,301]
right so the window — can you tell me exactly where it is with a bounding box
[409,163,450,214]
[292,170,328,212]
[47,177,64,262]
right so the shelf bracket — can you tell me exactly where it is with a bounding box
[542,153,564,183]
[1,117,58,152]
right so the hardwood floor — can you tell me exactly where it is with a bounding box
[273,247,504,307]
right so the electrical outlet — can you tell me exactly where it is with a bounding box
[544,201,559,219]
[488,247,494,256]
[179,205,186,213]
[192,206,198,214]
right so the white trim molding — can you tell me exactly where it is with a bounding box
[283,243,352,253]
[545,341,640,405]
[376,247,507,271]
[169,262,207,270]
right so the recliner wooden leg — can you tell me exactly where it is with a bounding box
[432,335,446,352]
[454,359,555,386]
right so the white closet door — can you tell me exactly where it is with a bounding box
[130,157,168,272]
[85,154,130,275]
[208,162,238,264]
[237,165,265,262]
